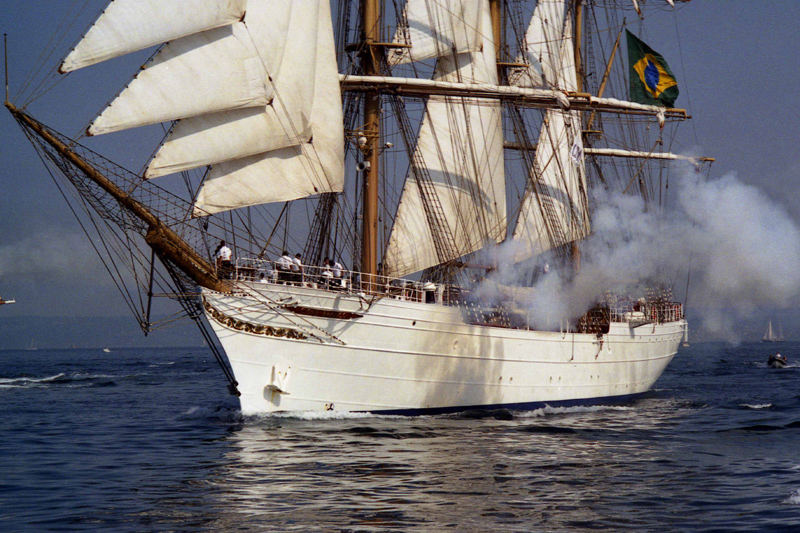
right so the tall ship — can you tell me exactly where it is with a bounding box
[7,0,710,414]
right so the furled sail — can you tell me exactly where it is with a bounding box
[387,0,483,66]
[59,0,247,73]
[383,0,506,278]
[510,0,590,260]
[62,0,344,216]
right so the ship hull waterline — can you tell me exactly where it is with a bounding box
[202,283,686,415]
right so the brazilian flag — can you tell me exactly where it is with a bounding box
[626,30,678,107]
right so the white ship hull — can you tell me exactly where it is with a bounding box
[202,283,686,415]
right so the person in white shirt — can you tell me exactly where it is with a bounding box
[214,240,232,278]
[291,253,304,284]
[331,259,345,288]
[276,250,293,283]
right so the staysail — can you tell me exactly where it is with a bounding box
[510,0,590,260]
[383,0,506,278]
[62,0,344,217]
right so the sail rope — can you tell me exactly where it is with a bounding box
[21,126,148,322]
[669,4,699,148]
[16,0,95,107]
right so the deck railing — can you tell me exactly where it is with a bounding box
[227,258,683,326]
[608,300,684,324]
[229,258,445,303]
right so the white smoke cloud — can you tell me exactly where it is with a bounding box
[475,163,800,339]
[676,170,800,306]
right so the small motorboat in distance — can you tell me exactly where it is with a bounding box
[767,353,788,368]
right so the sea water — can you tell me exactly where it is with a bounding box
[1,342,799,531]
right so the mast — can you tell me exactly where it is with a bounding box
[360,0,381,278]
[489,0,503,80]
[586,24,624,132]
[571,0,584,272]
[573,0,584,93]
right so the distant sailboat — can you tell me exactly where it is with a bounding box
[762,320,785,343]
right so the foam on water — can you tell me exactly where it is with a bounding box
[739,403,773,409]
[0,372,66,387]
[0,371,116,388]
[517,404,636,418]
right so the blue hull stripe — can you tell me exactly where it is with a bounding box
[366,392,647,416]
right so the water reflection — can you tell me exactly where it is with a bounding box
[199,401,690,531]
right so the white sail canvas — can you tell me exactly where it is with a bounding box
[388,0,483,66]
[511,0,590,259]
[60,0,247,73]
[384,0,505,277]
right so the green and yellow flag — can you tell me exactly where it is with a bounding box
[626,30,678,108]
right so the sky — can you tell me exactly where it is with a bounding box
[2,0,800,347]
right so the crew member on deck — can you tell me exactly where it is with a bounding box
[214,240,232,279]
[332,258,345,288]
[321,257,334,287]
[276,250,293,283]
[291,253,304,284]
